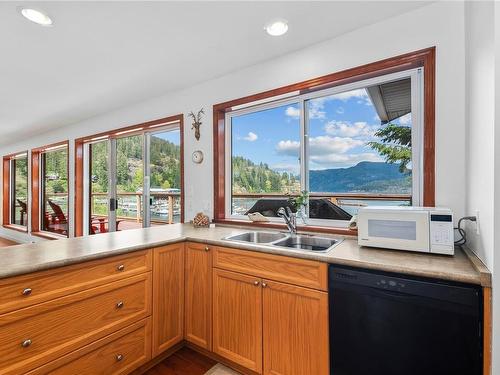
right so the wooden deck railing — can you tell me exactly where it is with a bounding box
[90,191,181,224]
[232,192,411,208]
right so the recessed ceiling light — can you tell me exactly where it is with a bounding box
[265,19,288,37]
[20,8,53,26]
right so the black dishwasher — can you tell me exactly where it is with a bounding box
[329,265,483,375]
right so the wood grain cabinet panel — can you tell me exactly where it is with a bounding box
[185,242,212,349]
[213,268,262,373]
[262,280,329,375]
[152,244,185,356]
[0,250,151,315]
[213,247,327,291]
[26,318,152,375]
[0,273,151,375]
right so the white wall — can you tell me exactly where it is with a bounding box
[0,1,467,244]
[465,2,499,373]
[493,3,500,374]
[465,1,495,271]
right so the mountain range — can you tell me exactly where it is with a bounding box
[309,161,411,193]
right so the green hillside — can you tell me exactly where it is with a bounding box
[90,135,181,193]
[232,156,299,194]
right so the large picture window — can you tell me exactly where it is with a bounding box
[215,46,436,232]
[227,70,422,226]
[2,152,29,230]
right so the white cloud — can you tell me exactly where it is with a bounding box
[324,120,379,139]
[242,132,258,142]
[276,140,300,156]
[308,98,326,119]
[398,113,412,125]
[276,135,363,157]
[285,106,300,119]
[276,134,382,169]
[310,152,383,168]
[309,135,364,154]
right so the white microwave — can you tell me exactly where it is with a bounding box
[357,206,454,255]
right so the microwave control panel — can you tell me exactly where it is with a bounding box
[429,212,454,255]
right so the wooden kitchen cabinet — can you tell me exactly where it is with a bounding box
[213,268,263,373]
[0,250,151,315]
[213,246,329,375]
[184,242,213,349]
[152,244,185,357]
[262,280,329,375]
[0,273,151,375]
[26,318,152,375]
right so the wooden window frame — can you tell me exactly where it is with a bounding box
[31,141,70,240]
[2,151,29,233]
[74,114,185,237]
[213,47,436,235]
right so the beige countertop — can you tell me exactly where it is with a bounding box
[0,224,491,286]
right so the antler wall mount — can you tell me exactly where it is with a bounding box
[188,108,204,141]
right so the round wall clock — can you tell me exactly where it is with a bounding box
[192,150,204,164]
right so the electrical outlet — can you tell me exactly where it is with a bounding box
[475,210,480,235]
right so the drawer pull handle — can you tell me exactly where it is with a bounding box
[262,282,268,288]
[204,246,210,252]
[22,288,32,296]
[116,301,124,309]
[254,281,260,286]
[116,354,124,362]
[117,264,125,271]
[21,339,32,348]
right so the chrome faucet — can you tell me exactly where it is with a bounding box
[277,206,297,235]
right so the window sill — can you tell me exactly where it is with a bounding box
[214,218,357,237]
[2,224,28,233]
[31,231,67,240]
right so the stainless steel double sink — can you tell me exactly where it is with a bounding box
[223,231,342,253]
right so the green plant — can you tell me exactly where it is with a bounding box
[287,190,309,211]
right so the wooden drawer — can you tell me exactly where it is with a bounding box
[0,250,152,315]
[213,247,327,291]
[0,272,151,375]
[27,318,152,375]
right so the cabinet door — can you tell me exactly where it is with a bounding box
[185,242,212,349]
[262,280,329,375]
[152,244,185,356]
[213,269,262,373]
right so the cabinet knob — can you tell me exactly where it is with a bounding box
[21,339,32,348]
[254,280,260,286]
[116,354,124,362]
[22,288,32,296]
[262,282,267,288]
[117,264,125,271]
[116,301,124,309]
[204,246,210,252]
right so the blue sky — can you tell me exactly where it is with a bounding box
[152,129,180,145]
[232,86,412,175]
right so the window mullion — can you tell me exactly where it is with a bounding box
[299,99,308,194]
[299,99,311,219]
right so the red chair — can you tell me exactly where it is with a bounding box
[46,200,68,235]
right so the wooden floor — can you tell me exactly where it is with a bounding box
[0,237,18,247]
[143,347,217,375]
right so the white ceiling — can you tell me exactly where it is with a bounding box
[0,1,430,144]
